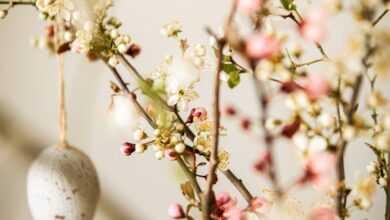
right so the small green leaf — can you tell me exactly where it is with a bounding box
[227,70,240,88]
[280,0,296,11]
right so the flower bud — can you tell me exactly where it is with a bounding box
[168,203,185,219]
[120,142,135,156]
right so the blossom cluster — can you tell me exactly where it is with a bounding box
[1,0,390,219]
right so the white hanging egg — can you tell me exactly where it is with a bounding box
[27,145,100,220]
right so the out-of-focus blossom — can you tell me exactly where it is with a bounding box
[215,192,245,220]
[166,56,200,111]
[109,95,141,133]
[250,197,271,214]
[302,74,330,100]
[309,206,337,220]
[254,150,272,173]
[300,9,327,42]
[352,175,377,210]
[36,0,75,21]
[168,203,185,219]
[237,0,262,14]
[299,152,336,190]
[281,117,301,138]
[245,33,280,60]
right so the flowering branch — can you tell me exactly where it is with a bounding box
[202,31,225,220]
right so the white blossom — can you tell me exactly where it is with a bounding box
[109,95,141,133]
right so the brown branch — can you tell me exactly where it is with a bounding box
[202,37,225,220]
[177,156,202,198]
[252,72,282,195]
[0,0,34,5]
[335,31,372,219]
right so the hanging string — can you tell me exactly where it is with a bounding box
[58,53,68,148]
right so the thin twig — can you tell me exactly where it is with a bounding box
[372,9,389,27]
[0,0,34,5]
[177,156,202,198]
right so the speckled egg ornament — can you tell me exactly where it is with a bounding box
[27,54,100,220]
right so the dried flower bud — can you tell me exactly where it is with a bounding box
[280,80,301,93]
[281,118,301,138]
[126,44,142,58]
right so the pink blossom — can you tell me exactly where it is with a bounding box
[223,206,245,220]
[165,149,177,161]
[309,206,337,220]
[245,33,280,60]
[237,0,262,14]
[254,150,272,173]
[300,152,336,190]
[302,74,330,100]
[250,197,271,214]
[188,107,208,122]
[215,192,243,219]
[168,203,185,219]
[216,192,233,207]
[300,9,327,42]
[120,142,135,156]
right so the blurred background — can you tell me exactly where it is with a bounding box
[0,0,389,219]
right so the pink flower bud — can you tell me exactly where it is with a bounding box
[300,152,336,190]
[216,192,232,207]
[191,107,208,121]
[225,105,237,117]
[254,150,271,173]
[303,74,330,100]
[237,0,262,14]
[168,203,185,219]
[300,9,327,42]
[164,149,177,161]
[246,33,280,60]
[281,117,301,138]
[280,80,301,93]
[309,206,337,220]
[250,197,271,214]
[120,142,135,156]
[240,117,252,131]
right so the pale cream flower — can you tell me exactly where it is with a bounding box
[36,0,75,20]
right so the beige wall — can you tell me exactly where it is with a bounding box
[0,0,389,219]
